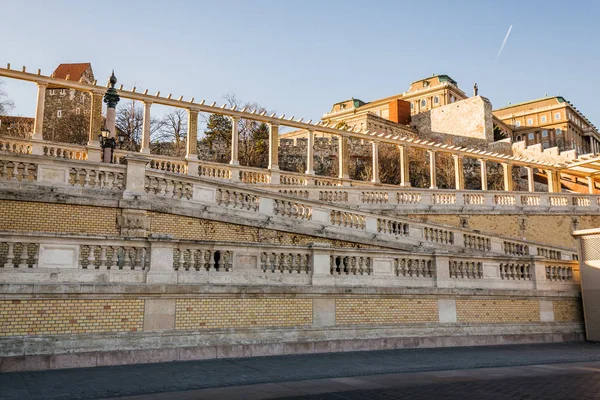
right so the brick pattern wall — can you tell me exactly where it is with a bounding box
[175,298,313,330]
[456,300,540,323]
[0,299,144,336]
[0,200,118,236]
[553,300,584,322]
[150,212,380,249]
[335,298,438,325]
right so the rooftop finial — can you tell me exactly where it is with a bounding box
[109,70,117,87]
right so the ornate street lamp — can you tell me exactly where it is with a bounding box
[98,127,116,163]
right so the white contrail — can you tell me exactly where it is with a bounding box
[495,25,513,63]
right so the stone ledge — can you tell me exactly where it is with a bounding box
[0,329,584,372]
[0,282,581,298]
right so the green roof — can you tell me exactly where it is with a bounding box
[493,96,566,112]
[332,98,366,108]
[410,74,458,86]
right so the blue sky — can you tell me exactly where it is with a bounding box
[1,0,598,130]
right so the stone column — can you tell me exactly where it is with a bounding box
[547,170,561,193]
[88,90,104,147]
[428,150,437,189]
[398,145,411,187]
[371,140,380,184]
[526,167,535,192]
[140,101,152,154]
[32,82,47,140]
[502,162,513,191]
[230,117,239,166]
[453,154,464,190]
[186,108,198,159]
[480,159,488,191]
[306,130,315,175]
[588,176,595,194]
[268,123,279,170]
[338,135,349,180]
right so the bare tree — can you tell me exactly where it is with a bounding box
[223,93,271,168]
[152,109,187,157]
[116,100,162,151]
[0,79,15,115]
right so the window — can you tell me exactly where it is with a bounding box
[410,102,414,110]
[48,89,54,95]
[57,110,62,118]
[421,99,426,107]
[528,133,535,140]
[75,108,81,115]
[542,130,548,137]
[60,89,65,95]
[515,121,521,127]
[434,96,439,104]
[450,95,455,103]
[556,128,562,135]
[555,112,561,120]
[527,118,533,125]
[541,115,547,123]
[516,135,522,141]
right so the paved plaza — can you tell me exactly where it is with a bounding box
[2,342,600,399]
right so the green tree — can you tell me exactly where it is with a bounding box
[204,113,232,147]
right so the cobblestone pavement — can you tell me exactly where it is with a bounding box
[2,342,600,400]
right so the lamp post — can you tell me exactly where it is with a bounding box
[101,71,120,163]
[98,127,116,163]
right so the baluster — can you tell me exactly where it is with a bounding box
[109,247,118,269]
[123,248,132,269]
[22,163,29,181]
[11,162,19,181]
[1,161,8,179]
[31,244,39,268]
[208,250,215,271]
[83,170,91,188]
[134,247,142,269]
[198,249,205,271]
[99,246,107,269]
[18,243,29,268]
[178,248,185,271]
[87,245,96,269]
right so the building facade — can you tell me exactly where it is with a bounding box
[43,63,95,143]
[493,96,600,154]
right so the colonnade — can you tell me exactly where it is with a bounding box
[23,73,595,195]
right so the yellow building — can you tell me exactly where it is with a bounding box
[493,96,600,154]
[322,74,469,125]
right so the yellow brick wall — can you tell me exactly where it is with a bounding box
[150,212,379,249]
[0,299,144,336]
[406,214,600,249]
[335,298,438,325]
[175,298,313,330]
[553,299,584,322]
[0,200,118,236]
[456,299,539,323]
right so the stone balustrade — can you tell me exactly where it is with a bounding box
[216,188,259,211]
[0,232,581,291]
[499,262,532,281]
[0,151,580,265]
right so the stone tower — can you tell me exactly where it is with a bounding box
[43,63,95,143]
